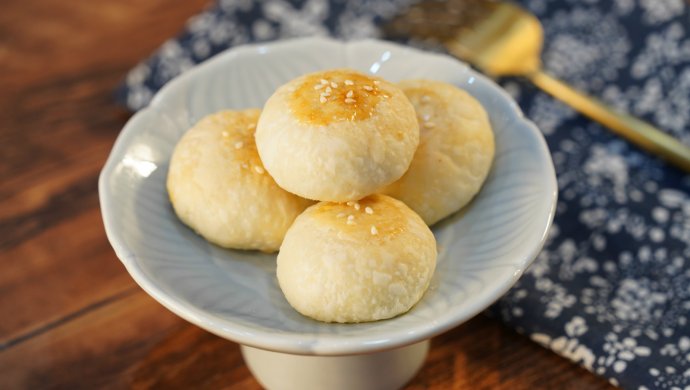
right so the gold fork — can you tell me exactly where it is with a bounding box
[384,0,690,172]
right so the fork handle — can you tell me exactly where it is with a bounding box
[526,70,690,173]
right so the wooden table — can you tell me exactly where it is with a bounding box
[0,1,615,388]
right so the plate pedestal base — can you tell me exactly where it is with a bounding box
[241,339,430,390]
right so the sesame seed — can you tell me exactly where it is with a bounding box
[222,131,229,137]
[370,226,378,235]
[344,80,354,85]
[325,86,332,94]
[354,202,361,210]
[320,79,329,85]
[254,166,265,174]
[365,206,373,214]
[345,98,356,104]
[330,81,338,88]
[346,201,355,206]
[347,214,355,221]
[363,85,373,91]
[336,212,346,218]
[373,80,380,85]
[241,163,249,169]
[320,95,327,103]
[314,84,324,90]
[422,114,431,121]
[421,95,431,102]
[234,141,244,149]
[346,90,354,98]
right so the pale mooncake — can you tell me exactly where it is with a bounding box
[255,69,419,202]
[277,194,437,323]
[167,109,312,252]
[382,80,495,225]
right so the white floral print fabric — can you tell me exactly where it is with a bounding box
[117,1,690,388]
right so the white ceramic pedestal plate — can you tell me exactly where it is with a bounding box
[99,38,557,390]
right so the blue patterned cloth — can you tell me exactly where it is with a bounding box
[116,1,690,388]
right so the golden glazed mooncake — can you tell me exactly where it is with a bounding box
[277,194,437,323]
[382,80,495,225]
[255,69,419,202]
[167,109,312,252]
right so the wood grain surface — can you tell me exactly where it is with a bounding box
[0,1,614,388]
